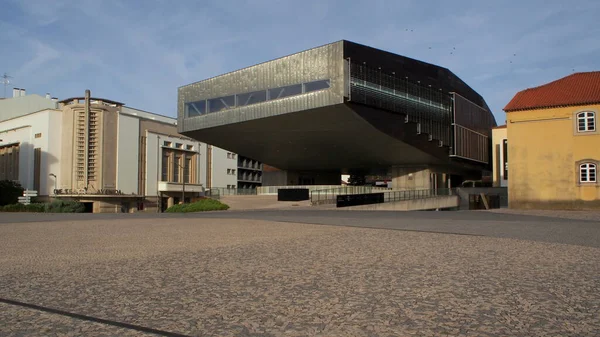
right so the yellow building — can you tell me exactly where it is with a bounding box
[503,72,600,209]
[491,125,508,187]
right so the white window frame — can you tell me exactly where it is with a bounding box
[577,111,596,132]
[579,163,597,183]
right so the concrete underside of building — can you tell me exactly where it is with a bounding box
[183,103,485,172]
[184,103,486,188]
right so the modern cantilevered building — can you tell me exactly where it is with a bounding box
[177,40,497,189]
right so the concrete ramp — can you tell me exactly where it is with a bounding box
[219,195,311,211]
[334,195,459,211]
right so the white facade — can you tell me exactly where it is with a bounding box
[116,113,140,194]
[0,91,240,206]
[145,131,205,197]
[0,109,62,195]
[0,93,57,121]
[210,147,238,189]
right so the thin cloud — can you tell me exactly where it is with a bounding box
[0,0,598,122]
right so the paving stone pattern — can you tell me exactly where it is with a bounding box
[1,218,599,336]
[488,208,600,221]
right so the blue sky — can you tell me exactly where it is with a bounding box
[1,0,599,124]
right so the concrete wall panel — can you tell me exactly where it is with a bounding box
[117,114,140,194]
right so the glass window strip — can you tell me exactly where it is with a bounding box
[185,79,331,117]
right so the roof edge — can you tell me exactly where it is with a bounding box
[504,100,600,112]
[178,40,345,89]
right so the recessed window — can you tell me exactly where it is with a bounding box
[34,133,42,138]
[580,163,597,183]
[184,157,192,183]
[304,80,330,93]
[164,141,172,147]
[186,101,206,117]
[173,155,181,182]
[227,169,231,174]
[176,143,183,149]
[577,111,596,132]
[186,145,193,151]
[161,153,169,181]
[268,84,302,100]
[237,90,267,106]
[208,95,235,113]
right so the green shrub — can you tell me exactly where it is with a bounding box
[44,200,86,213]
[165,198,229,213]
[0,200,85,213]
[0,203,44,212]
[0,203,26,212]
[0,180,25,206]
[25,203,46,212]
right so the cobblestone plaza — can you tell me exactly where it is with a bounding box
[1,210,599,336]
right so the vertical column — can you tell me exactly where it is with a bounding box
[391,166,434,190]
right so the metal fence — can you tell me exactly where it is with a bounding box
[310,186,392,205]
[313,187,456,206]
[382,188,454,202]
[258,185,346,195]
[205,187,258,199]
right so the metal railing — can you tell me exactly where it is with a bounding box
[205,187,258,199]
[257,185,346,195]
[310,186,391,205]
[382,188,454,202]
[313,187,456,205]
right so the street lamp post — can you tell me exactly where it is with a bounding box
[49,173,57,195]
[181,153,186,204]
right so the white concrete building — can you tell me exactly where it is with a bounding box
[0,109,62,196]
[0,89,243,212]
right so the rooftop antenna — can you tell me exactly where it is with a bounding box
[1,73,13,98]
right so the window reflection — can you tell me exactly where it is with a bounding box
[186,100,206,117]
[268,84,302,100]
[304,80,330,93]
[208,95,235,113]
[237,90,267,106]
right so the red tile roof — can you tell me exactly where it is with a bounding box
[504,71,600,112]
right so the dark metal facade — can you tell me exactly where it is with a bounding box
[178,40,496,170]
[178,42,346,133]
[348,62,453,146]
[451,93,495,163]
[341,41,496,165]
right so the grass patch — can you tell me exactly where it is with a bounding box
[165,198,229,213]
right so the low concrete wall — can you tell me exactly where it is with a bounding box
[456,187,508,209]
[336,195,459,211]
